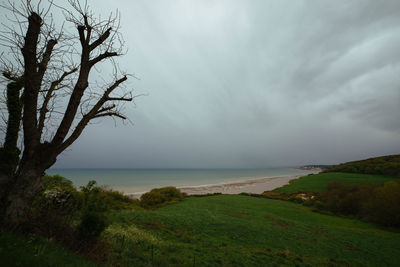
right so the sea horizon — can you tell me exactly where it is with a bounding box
[47,167,313,194]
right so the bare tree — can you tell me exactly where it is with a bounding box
[0,0,133,225]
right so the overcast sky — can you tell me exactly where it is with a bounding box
[5,0,400,168]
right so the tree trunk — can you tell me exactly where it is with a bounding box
[0,170,11,206]
[2,166,43,226]
[0,78,24,214]
[0,149,13,216]
[2,79,24,176]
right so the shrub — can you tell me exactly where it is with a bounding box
[80,181,108,212]
[140,187,184,209]
[33,174,81,219]
[77,210,108,241]
[42,174,76,191]
[363,181,400,227]
[80,180,135,211]
[313,180,400,228]
[31,177,133,243]
[318,181,376,215]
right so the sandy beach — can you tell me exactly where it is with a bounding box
[127,172,318,199]
[179,174,304,195]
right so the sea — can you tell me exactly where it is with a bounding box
[47,168,312,194]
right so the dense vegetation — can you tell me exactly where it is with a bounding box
[1,175,189,266]
[271,172,400,228]
[316,181,400,227]
[274,172,398,193]
[11,174,139,263]
[325,154,400,177]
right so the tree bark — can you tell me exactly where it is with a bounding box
[3,166,43,225]
[0,166,11,208]
[1,79,24,176]
[1,12,44,225]
[0,77,24,218]
[1,144,57,225]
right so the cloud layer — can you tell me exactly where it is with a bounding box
[4,1,400,168]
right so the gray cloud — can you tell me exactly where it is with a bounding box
[2,0,399,168]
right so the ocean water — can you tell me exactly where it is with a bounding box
[47,168,312,194]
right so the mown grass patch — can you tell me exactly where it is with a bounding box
[274,172,398,193]
[105,195,400,266]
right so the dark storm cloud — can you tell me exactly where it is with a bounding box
[2,1,399,167]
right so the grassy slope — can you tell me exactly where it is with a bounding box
[3,171,399,266]
[0,231,96,267]
[326,154,400,177]
[106,195,400,266]
[274,172,398,194]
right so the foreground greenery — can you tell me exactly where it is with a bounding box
[3,191,400,266]
[2,163,400,266]
[0,231,95,267]
[274,172,398,193]
[0,175,139,266]
[103,195,400,266]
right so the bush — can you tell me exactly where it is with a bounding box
[33,174,81,219]
[31,177,134,244]
[318,181,376,215]
[77,210,108,241]
[313,180,400,227]
[318,181,372,215]
[42,174,76,191]
[80,180,136,212]
[140,187,184,209]
[363,181,400,227]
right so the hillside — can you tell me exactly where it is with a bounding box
[325,154,400,177]
[2,161,400,266]
[104,195,400,266]
[274,172,398,193]
[3,193,400,266]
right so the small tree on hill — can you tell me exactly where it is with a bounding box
[0,0,133,225]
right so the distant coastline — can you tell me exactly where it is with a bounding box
[47,167,318,198]
[127,171,319,199]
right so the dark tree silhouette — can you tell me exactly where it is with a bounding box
[0,0,133,225]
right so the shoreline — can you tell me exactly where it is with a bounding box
[127,170,318,199]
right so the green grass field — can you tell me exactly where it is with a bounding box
[104,195,400,266]
[0,231,95,267]
[2,172,400,266]
[274,172,398,194]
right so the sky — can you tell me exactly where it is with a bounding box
[4,0,400,168]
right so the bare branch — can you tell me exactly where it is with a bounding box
[38,38,57,82]
[106,96,133,102]
[2,71,20,82]
[89,27,111,51]
[38,67,78,136]
[93,112,126,120]
[58,75,128,152]
[95,104,116,114]
[77,25,85,45]
[89,51,118,67]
